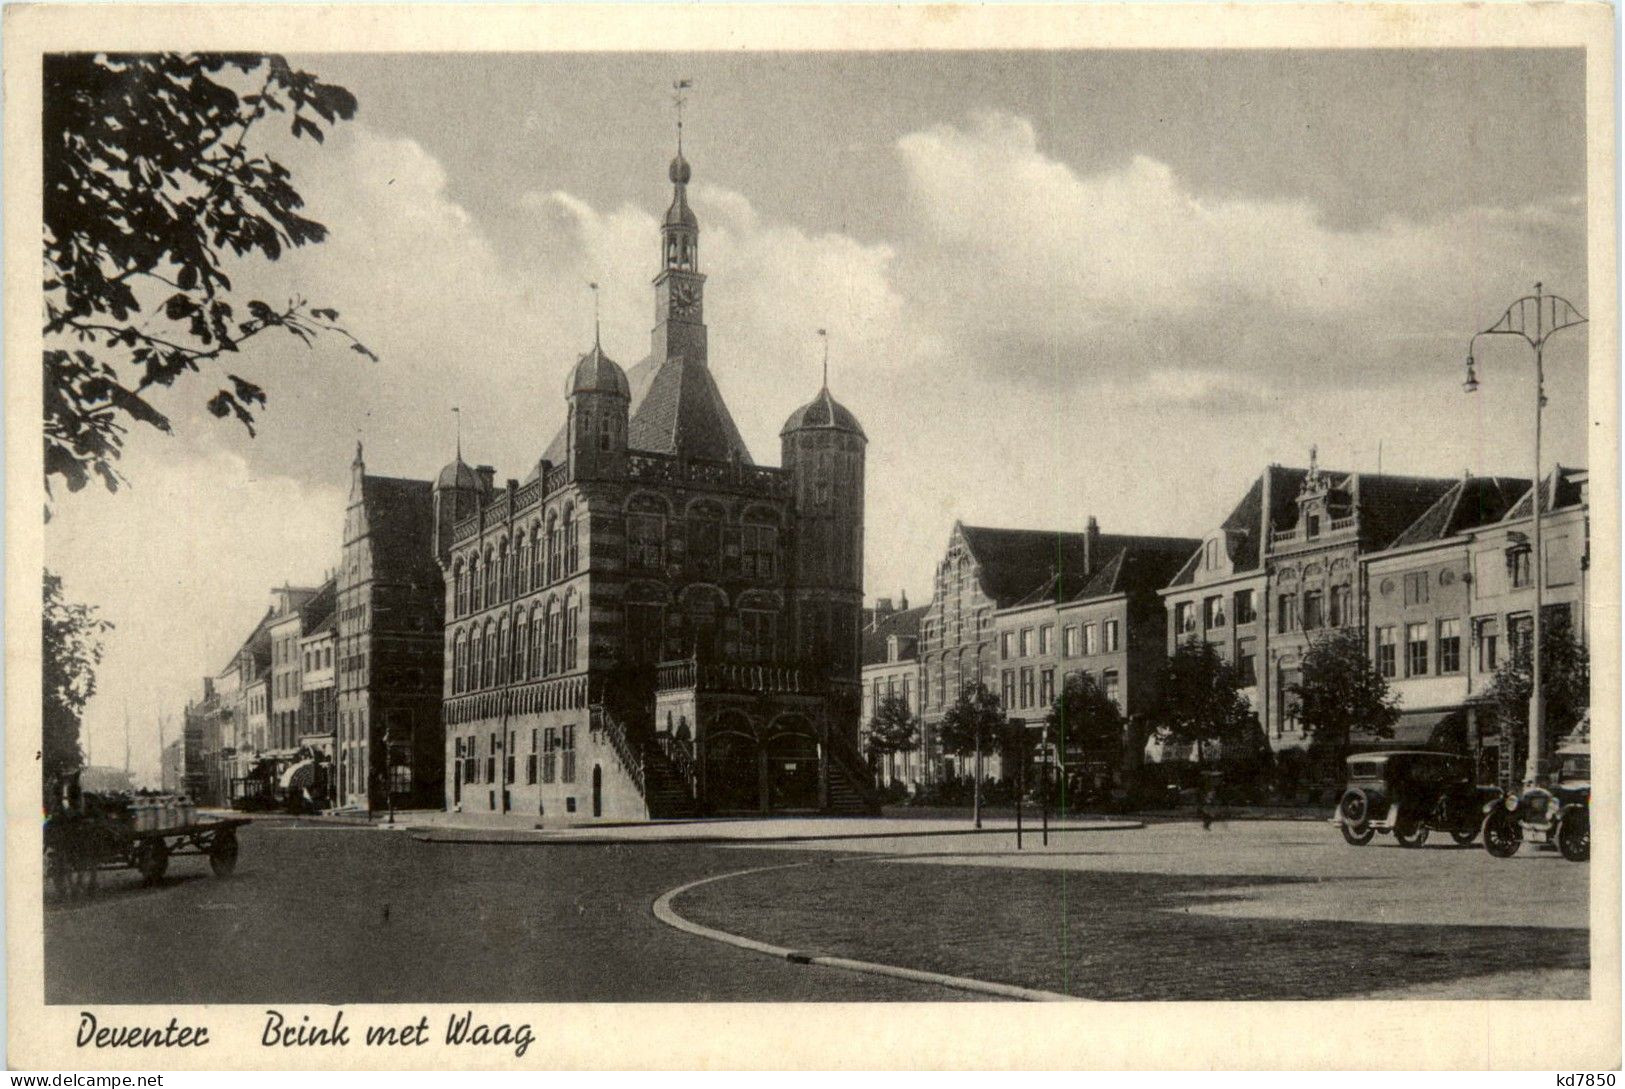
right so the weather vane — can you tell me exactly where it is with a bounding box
[816,328,829,389]
[588,281,601,344]
[672,79,692,153]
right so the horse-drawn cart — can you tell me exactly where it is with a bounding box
[45,797,250,898]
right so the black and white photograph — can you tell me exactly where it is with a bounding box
[7,2,1617,1072]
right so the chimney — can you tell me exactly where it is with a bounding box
[1085,515,1100,573]
[898,589,909,610]
[1260,468,1273,557]
[876,596,895,616]
[475,465,496,494]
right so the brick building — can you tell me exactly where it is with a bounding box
[436,146,874,820]
[1363,466,1588,783]
[334,448,445,810]
[860,595,926,787]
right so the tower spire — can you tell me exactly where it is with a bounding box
[817,328,829,390]
[673,78,691,157]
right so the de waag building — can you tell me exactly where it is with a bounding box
[435,148,877,820]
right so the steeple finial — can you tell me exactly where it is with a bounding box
[589,281,601,346]
[673,78,692,157]
[817,328,829,390]
[452,406,461,461]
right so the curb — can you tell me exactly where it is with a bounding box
[650,860,1079,1002]
[410,820,1143,846]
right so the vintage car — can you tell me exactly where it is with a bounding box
[1336,751,1502,847]
[1481,741,1590,862]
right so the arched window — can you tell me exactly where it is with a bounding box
[529,524,543,588]
[469,554,482,611]
[484,547,498,604]
[496,618,509,685]
[563,504,579,573]
[483,619,497,689]
[528,603,543,678]
[469,626,483,690]
[498,539,511,601]
[564,593,581,671]
[547,513,561,583]
[453,559,466,616]
[513,611,528,681]
[453,631,468,694]
[545,598,562,675]
[598,414,613,452]
[514,532,529,596]
[681,586,725,661]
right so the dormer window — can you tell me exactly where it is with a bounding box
[887,635,899,663]
[1306,514,1321,539]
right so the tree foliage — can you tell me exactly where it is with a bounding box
[865,694,920,764]
[42,570,111,800]
[938,682,1008,760]
[1290,627,1398,765]
[1154,637,1258,767]
[1483,611,1589,775]
[44,52,370,505]
[1047,671,1124,760]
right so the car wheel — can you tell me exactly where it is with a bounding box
[1482,809,1522,858]
[1451,830,1477,846]
[1557,808,1589,863]
[1340,821,1374,846]
[1394,820,1430,848]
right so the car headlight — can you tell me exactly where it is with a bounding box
[1504,792,1520,811]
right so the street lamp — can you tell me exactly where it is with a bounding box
[1464,282,1587,790]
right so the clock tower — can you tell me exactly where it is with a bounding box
[651,150,708,368]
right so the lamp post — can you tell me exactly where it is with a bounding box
[1464,282,1586,789]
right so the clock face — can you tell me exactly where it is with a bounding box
[672,282,699,315]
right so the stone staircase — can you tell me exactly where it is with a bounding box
[825,730,883,815]
[643,742,700,819]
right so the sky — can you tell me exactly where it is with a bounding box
[45,49,1590,784]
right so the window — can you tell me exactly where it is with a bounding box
[1102,669,1120,710]
[1236,638,1257,686]
[547,514,561,582]
[1175,602,1196,635]
[687,510,721,575]
[561,725,577,784]
[1062,626,1079,657]
[1406,622,1429,676]
[529,525,543,587]
[454,634,468,694]
[741,610,776,663]
[1438,618,1462,674]
[484,547,498,604]
[485,732,497,786]
[1306,513,1321,539]
[542,728,557,783]
[1204,595,1227,630]
[526,729,538,785]
[1204,539,1221,569]
[1508,547,1532,589]
[1234,589,1256,626]
[1019,629,1033,657]
[1303,591,1324,630]
[496,620,508,685]
[1001,670,1015,708]
[1019,667,1035,709]
[498,540,511,601]
[483,621,497,687]
[514,616,528,681]
[1103,620,1120,654]
[1083,624,1099,655]
[1038,625,1053,656]
[1277,665,1301,736]
[742,524,777,579]
[1039,668,1055,707]
[469,627,484,690]
[1404,571,1429,607]
[626,603,664,665]
[563,506,580,573]
[1508,613,1533,661]
[1001,632,1013,660]
[1475,617,1500,672]
[1277,594,1298,633]
[1330,584,1352,628]
[1375,626,1397,678]
[514,533,529,596]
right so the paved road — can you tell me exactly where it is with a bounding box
[43,817,1589,1004]
[43,819,967,1003]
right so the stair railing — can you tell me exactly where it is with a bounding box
[656,734,699,799]
[590,705,645,796]
[825,727,882,811]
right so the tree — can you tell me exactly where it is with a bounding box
[1047,671,1124,763]
[864,695,920,776]
[1483,612,1589,782]
[938,682,1008,825]
[44,52,370,505]
[43,570,111,803]
[1154,637,1258,770]
[1290,627,1399,769]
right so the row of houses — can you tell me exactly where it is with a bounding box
[861,454,1589,789]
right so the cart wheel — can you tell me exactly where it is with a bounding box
[1394,820,1430,848]
[1451,830,1477,846]
[136,840,169,885]
[1482,809,1522,858]
[209,830,239,877]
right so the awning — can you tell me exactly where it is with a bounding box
[1354,708,1469,752]
[279,760,317,790]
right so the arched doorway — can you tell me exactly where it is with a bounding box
[706,731,760,812]
[766,726,821,811]
[592,764,602,817]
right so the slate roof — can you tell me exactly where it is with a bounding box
[781,387,865,439]
[861,604,928,667]
[361,475,440,587]
[962,526,1200,609]
[1503,465,1587,520]
[1388,475,1530,548]
[541,351,753,467]
[1349,472,1461,551]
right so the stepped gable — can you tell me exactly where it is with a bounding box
[1389,475,1531,548]
[861,604,927,667]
